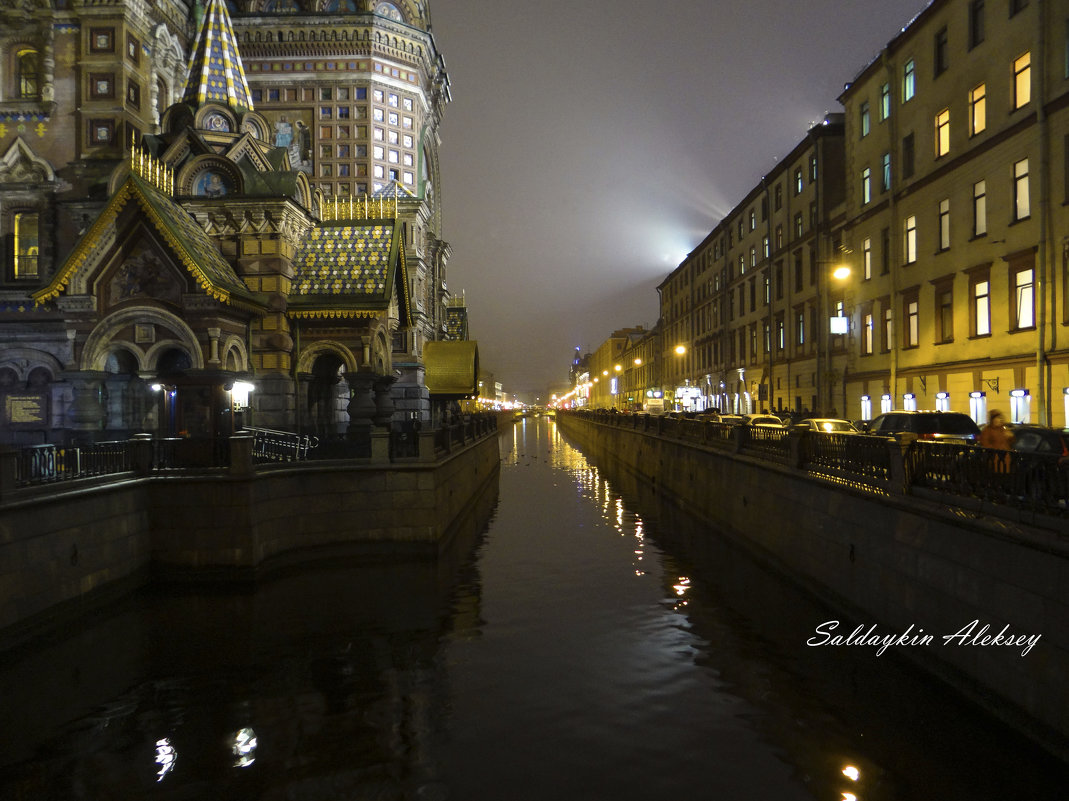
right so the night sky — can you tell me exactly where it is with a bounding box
[433,0,929,401]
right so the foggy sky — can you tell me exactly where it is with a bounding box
[433,0,928,401]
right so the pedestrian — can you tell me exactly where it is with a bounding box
[979,410,1014,450]
[979,409,1014,473]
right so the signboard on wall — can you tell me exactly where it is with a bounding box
[4,393,50,428]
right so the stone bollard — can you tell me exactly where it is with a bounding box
[0,447,16,499]
[887,434,914,495]
[129,433,155,475]
[371,430,391,462]
[418,431,436,462]
[229,434,255,477]
[788,430,804,469]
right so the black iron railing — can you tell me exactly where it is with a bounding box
[566,409,1068,519]
[15,441,132,486]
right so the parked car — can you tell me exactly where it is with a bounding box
[1009,425,1069,458]
[858,410,980,443]
[742,413,784,427]
[791,418,859,434]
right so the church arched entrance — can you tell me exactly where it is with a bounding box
[308,352,349,439]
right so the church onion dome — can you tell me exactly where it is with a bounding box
[182,0,254,115]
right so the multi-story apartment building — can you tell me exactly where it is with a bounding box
[658,115,846,415]
[586,326,648,410]
[839,0,1069,425]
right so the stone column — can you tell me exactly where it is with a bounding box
[64,371,107,436]
[346,371,376,442]
[372,374,396,429]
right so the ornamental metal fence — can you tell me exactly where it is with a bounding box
[568,410,1068,519]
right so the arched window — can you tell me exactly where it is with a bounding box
[16,48,39,99]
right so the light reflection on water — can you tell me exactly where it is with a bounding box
[0,417,1065,800]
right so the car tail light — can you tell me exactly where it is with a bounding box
[919,433,938,440]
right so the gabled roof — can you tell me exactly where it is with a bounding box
[34,174,259,309]
[181,0,254,114]
[288,219,411,322]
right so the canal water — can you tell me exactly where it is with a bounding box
[0,416,1066,800]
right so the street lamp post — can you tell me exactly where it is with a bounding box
[822,264,851,415]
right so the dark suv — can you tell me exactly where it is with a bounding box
[860,410,981,443]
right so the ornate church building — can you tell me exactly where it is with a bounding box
[0,0,455,445]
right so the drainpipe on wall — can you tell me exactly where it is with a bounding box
[1034,0,1052,424]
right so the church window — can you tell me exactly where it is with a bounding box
[13,212,39,280]
[16,48,39,99]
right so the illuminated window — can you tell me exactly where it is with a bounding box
[860,101,870,137]
[13,212,39,279]
[903,58,916,102]
[934,108,950,157]
[905,295,919,347]
[938,198,950,251]
[903,215,917,264]
[973,277,991,336]
[879,82,891,120]
[862,237,872,280]
[1014,267,1034,329]
[862,312,873,354]
[1014,52,1031,108]
[861,167,871,204]
[17,48,39,99]
[794,167,803,194]
[969,84,986,134]
[881,152,891,192]
[1014,158,1030,220]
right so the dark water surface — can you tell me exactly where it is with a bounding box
[1,417,1066,799]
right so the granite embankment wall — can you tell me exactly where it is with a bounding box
[0,433,500,647]
[556,412,1069,760]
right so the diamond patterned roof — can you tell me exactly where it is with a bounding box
[292,223,395,299]
[181,0,254,113]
